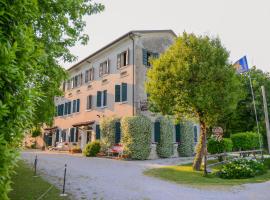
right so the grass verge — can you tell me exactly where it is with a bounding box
[9,160,69,200]
[144,159,270,187]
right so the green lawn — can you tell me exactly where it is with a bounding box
[144,160,270,188]
[9,160,70,200]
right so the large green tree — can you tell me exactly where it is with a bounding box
[0,1,104,199]
[146,33,243,170]
[220,68,270,147]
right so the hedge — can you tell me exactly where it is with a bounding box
[121,115,152,160]
[178,121,194,157]
[100,116,120,152]
[231,131,260,151]
[207,137,233,154]
[156,116,174,158]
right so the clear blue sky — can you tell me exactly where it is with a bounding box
[63,0,270,73]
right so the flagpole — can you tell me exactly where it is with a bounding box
[248,69,263,156]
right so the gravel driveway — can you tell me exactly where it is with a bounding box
[21,150,270,200]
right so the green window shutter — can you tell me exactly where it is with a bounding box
[70,128,74,142]
[60,104,64,116]
[56,129,60,142]
[115,85,121,102]
[96,125,100,140]
[115,122,121,144]
[75,128,79,142]
[154,121,160,143]
[68,102,71,114]
[175,124,181,143]
[194,126,198,143]
[97,91,102,107]
[117,54,121,69]
[142,49,148,65]
[121,83,127,102]
[103,90,107,106]
[72,100,76,113]
[76,99,80,112]
[64,102,68,115]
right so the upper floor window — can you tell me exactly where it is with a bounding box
[86,95,92,110]
[85,68,94,83]
[115,83,127,102]
[73,73,83,88]
[72,99,80,113]
[117,49,129,69]
[97,90,107,107]
[99,60,110,77]
[142,49,159,66]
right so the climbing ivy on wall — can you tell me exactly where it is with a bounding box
[156,116,174,158]
[100,116,120,152]
[178,121,194,157]
[121,115,152,160]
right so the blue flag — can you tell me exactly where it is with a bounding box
[233,56,249,73]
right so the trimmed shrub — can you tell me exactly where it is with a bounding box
[207,137,233,161]
[207,137,233,154]
[156,117,174,158]
[231,132,260,151]
[178,121,194,157]
[83,141,101,157]
[100,116,120,152]
[218,158,266,179]
[121,115,152,160]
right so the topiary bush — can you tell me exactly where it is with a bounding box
[100,116,120,152]
[121,115,152,160]
[156,116,174,158]
[231,132,260,151]
[178,121,194,157]
[218,158,266,179]
[83,141,101,157]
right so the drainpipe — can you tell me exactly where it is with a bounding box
[129,33,135,116]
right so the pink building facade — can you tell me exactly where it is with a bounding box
[44,30,199,158]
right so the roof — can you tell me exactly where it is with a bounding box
[72,120,95,127]
[67,30,176,71]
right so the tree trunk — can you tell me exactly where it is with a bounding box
[193,120,207,171]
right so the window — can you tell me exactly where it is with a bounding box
[99,60,110,77]
[115,121,121,143]
[142,49,159,66]
[76,99,80,112]
[175,124,181,143]
[96,90,107,107]
[154,121,161,143]
[86,95,92,110]
[115,83,127,102]
[56,129,60,142]
[72,99,80,113]
[69,127,78,142]
[96,124,100,140]
[67,102,71,114]
[57,104,64,116]
[67,80,71,90]
[85,68,94,83]
[69,73,83,89]
[117,50,129,69]
[64,102,68,115]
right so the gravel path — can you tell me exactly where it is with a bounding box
[21,150,270,200]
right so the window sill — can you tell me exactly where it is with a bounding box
[118,101,128,105]
[86,109,93,112]
[117,65,129,70]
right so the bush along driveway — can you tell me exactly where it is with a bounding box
[21,150,270,200]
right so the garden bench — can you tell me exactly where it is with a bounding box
[107,144,124,157]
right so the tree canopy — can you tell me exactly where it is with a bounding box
[146,32,243,170]
[0,1,104,199]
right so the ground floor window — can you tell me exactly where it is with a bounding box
[70,127,78,142]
